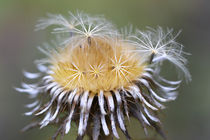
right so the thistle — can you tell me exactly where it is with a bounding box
[16,12,191,140]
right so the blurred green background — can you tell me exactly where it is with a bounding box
[0,0,210,140]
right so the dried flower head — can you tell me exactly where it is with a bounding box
[16,12,191,140]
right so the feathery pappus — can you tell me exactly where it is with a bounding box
[16,12,191,140]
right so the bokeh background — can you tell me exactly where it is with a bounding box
[0,0,210,140]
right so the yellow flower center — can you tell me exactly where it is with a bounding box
[51,37,145,93]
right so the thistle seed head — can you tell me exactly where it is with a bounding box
[16,12,191,140]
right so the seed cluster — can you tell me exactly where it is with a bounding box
[16,12,191,140]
